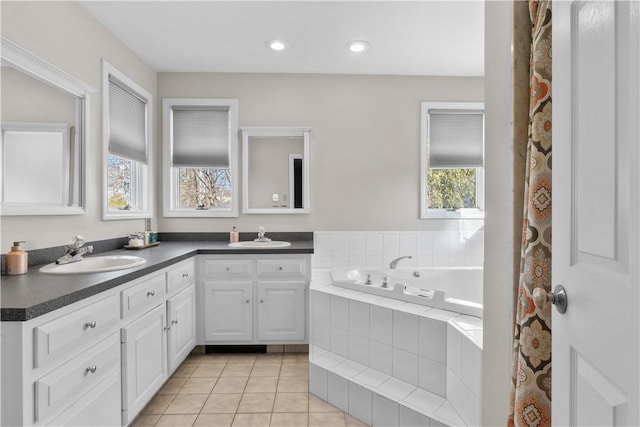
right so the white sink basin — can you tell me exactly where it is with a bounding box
[228,241,291,248]
[40,255,146,275]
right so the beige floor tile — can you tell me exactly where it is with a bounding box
[276,377,308,393]
[160,377,188,394]
[180,377,218,394]
[251,364,282,377]
[155,414,198,427]
[308,412,346,427]
[227,354,258,364]
[237,393,276,413]
[164,394,209,414]
[221,364,254,377]
[201,393,243,414]
[270,412,308,427]
[212,376,249,393]
[132,414,161,426]
[282,354,309,364]
[232,413,272,427]
[308,395,342,413]
[173,363,199,378]
[279,363,308,378]
[256,353,283,363]
[344,415,369,427]
[142,394,176,414]
[273,393,308,413]
[194,413,235,427]
[245,376,279,393]
[200,354,231,363]
[192,364,226,378]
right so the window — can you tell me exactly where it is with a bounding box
[421,102,484,219]
[102,61,153,219]
[163,99,238,217]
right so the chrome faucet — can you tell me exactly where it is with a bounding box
[389,255,412,269]
[254,226,272,243]
[56,235,94,265]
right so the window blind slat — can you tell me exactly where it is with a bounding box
[108,77,147,164]
[172,108,230,168]
[428,110,484,168]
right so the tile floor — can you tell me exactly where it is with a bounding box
[133,352,369,427]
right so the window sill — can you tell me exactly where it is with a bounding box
[103,209,151,220]
[421,209,485,220]
[163,208,238,218]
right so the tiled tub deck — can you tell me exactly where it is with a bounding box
[309,270,482,426]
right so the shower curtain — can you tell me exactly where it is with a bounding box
[508,1,552,426]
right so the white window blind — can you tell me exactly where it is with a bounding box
[172,107,230,168]
[108,76,147,164]
[428,109,484,168]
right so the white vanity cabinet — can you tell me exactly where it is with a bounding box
[200,255,310,344]
[0,258,197,427]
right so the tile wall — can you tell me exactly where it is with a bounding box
[312,231,484,270]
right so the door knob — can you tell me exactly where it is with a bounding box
[533,285,568,314]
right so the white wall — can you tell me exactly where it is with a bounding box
[0,1,157,251]
[158,72,484,233]
[482,1,514,424]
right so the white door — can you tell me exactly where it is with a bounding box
[553,1,640,425]
[204,281,253,342]
[167,284,196,372]
[121,303,168,425]
[257,281,305,341]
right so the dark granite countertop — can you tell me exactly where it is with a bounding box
[1,237,313,322]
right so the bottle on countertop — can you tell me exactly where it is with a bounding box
[230,226,240,243]
[6,241,28,275]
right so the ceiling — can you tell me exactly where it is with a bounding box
[80,1,484,77]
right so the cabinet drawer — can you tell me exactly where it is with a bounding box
[204,259,253,278]
[34,294,119,369]
[257,259,306,277]
[34,333,120,423]
[121,273,166,319]
[167,260,195,293]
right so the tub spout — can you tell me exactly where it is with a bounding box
[389,255,412,269]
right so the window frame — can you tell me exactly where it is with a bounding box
[420,101,485,219]
[162,98,239,217]
[101,60,153,220]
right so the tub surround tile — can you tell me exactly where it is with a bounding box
[312,292,331,324]
[327,372,349,412]
[376,377,416,402]
[446,325,463,378]
[392,311,420,354]
[351,368,390,390]
[402,388,446,416]
[419,357,446,397]
[372,394,399,427]
[416,233,434,256]
[451,315,483,331]
[369,341,392,376]
[330,327,349,357]
[392,348,419,386]
[348,300,370,338]
[369,306,392,345]
[332,360,367,379]
[419,318,447,364]
[382,233,400,258]
[446,369,479,426]
[308,364,328,400]
[461,339,482,399]
[365,234,384,256]
[312,352,346,371]
[332,234,350,256]
[348,383,372,425]
[399,406,432,427]
[433,400,466,427]
[348,333,369,366]
[330,296,349,330]
[349,233,367,256]
[311,321,331,351]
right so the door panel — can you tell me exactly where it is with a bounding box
[168,284,196,372]
[204,282,253,342]
[553,1,639,424]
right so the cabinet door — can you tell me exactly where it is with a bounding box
[204,282,253,342]
[257,281,305,341]
[45,367,120,427]
[167,284,196,373]
[121,303,168,425]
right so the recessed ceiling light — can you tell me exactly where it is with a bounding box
[266,40,288,51]
[346,40,370,53]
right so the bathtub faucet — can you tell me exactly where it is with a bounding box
[389,255,412,269]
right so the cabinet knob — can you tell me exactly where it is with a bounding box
[260,299,264,303]
[278,266,283,271]
[164,325,171,331]
[245,299,250,303]
[182,272,189,278]
[226,267,230,271]
[86,365,97,374]
[171,319,179,325]
[147,290,155,297]
[84,321,97,329]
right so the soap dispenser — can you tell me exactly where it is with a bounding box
[6,241,28,275]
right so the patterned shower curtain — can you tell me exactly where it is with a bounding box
[508,1,552,426]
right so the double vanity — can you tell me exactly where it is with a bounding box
[0,235,313,426]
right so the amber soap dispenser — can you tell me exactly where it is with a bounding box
[6,241,28,275]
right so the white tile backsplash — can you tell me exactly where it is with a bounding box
[313,230,483,270]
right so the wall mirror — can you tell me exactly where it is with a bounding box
[0,37,95,215]
[241,127,310,214]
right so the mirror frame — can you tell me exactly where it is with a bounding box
[241,127,311,214]
[0,36,95,215]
